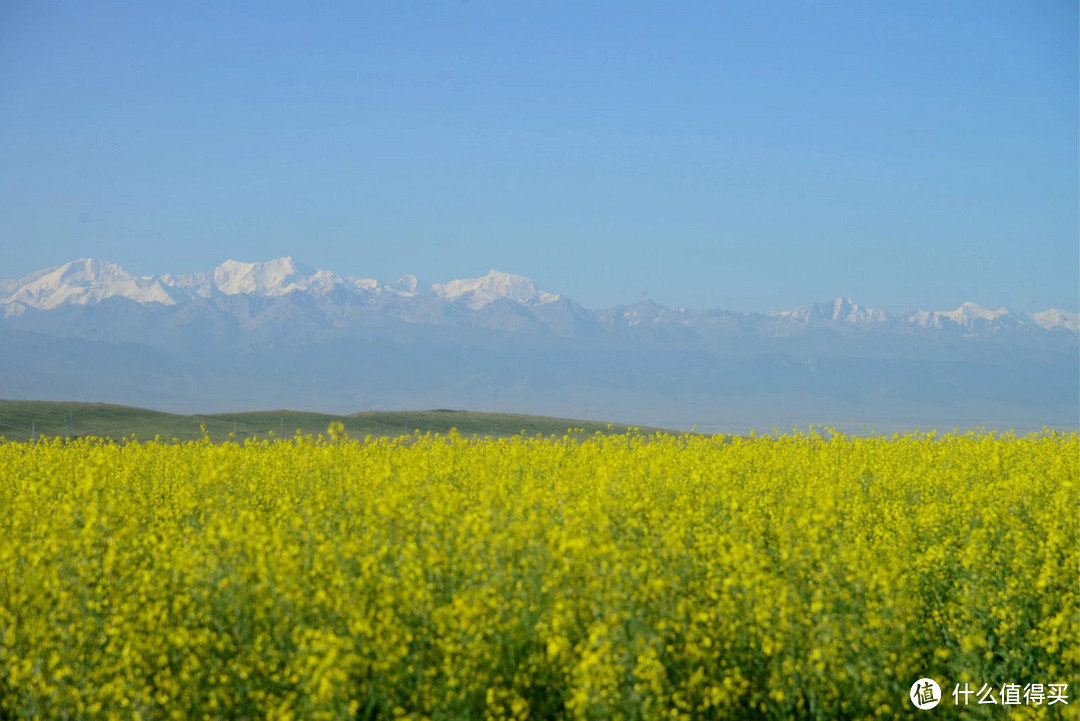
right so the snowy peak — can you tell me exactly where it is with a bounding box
[172,257,351,297]
[908,302,1021,331]
[1030,308,1079,332]
[826,297,888,324]
[386,274,419,297]
[940,301,1012,324]
[0,258,180,312]
[620,299,665,326]
[213,257,315,295]
[770,297,888,325]
[0,260,1076,338]
[432,269,559,310]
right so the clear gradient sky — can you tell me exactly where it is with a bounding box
[1,1,1076,314]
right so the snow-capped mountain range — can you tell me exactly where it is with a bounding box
[0,257,419,311]
[1,257,1075,333]
[1,258,1076,433]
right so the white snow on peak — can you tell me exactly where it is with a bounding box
[214,257,320,295]
[169,258,418,298]
[0,257,423,311]
[621,300,664,326]
[1,259,1077,338]
[346,274,416,296]
[770,297,887,324]
[826,297,888,323]
[0,258,180,311]
[350,277,379,292]
[387,274,419,297]
[941,301,1011,324]
[170,257,356,298]
[1031,308,1080,332]
[909,302,1015,330]
[432,269,558,310]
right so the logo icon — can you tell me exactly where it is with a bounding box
[910,678,942,710]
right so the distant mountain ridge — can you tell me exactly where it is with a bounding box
[1,258,1076,433]
[2,257,1076,333]
[0,257,419,310]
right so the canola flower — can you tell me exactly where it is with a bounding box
[0,427,1076,720]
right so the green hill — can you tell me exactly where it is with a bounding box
[0,400,670,443]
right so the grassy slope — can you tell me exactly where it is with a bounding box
[0,400,668,443]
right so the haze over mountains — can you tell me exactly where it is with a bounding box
[1,258,1076,433]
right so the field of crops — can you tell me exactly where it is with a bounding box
[0,427,1076,720]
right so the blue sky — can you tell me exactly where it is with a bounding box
[1,1,1076,313]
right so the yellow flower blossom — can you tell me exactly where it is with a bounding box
[0,428,1075,719]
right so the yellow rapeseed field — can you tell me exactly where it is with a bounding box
[0,427,1076,720]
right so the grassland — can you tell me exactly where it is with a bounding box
[0,400,664,443]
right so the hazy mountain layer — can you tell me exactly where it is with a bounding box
[1,258,1076,432]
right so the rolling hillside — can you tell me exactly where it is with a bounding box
[0,400,667,443]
